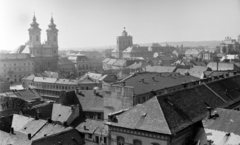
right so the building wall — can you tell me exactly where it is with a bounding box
[109,129,168,145]
[76,61,102,77]
[67,104,80,125]
[0,55,34,83]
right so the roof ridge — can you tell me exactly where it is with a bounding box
[154,96,172,135]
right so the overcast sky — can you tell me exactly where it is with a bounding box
[0,0,240,50]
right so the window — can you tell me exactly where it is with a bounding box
[104,137,107,143]
[95,136,99,143]
[88,134,92,138]
[152,143,160,145]
[117,136,125,145]
[133,139,142,145]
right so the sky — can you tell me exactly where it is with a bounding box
[0,0,240,50]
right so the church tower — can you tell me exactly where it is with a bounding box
[46,15,58,47]
[116,28,133,58]
[28,14,41,47]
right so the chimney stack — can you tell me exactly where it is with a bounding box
[47,118,52,123]
[10,127,14,134]
[28,133,31,140]
[207,106,212,119]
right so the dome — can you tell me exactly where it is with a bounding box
[122,27,128,36]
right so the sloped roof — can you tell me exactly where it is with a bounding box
[51,103,73,123]
[55,79,78,85]
[10,45,26,54]
[76,90,104,112]
[108,97,171,134]
[12,114,34,131]
[109,75,240,135]
[207,62,240,71]
[188,66,209,78]
[145,65,176,73]
[106,59,117,65]
[32,123,72,140]
[118,72,199,95]
[123,46,148,53]
[112,59,126,67]
[102,58,111,63]
[175,68,189,75]
[204,108,240,135]
[57,90,104,112]
[32,128,84,145]
[58,57,74,65]
[185,49,202,55]
[18,119,47,135]
[34,77,57,83]
[76,119,108,136]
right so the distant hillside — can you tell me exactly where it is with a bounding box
[60,40,222,51]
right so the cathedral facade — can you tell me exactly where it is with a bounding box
[27,15,59,72]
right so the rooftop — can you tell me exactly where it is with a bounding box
[118,72,199,95]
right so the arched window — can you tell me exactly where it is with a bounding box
[133,139,142,145]
[117,136,125,145]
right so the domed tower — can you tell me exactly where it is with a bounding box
[28,14,41,47]
[46,15,58,47]
[116,27,133,58]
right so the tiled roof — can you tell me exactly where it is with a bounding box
[204,108,240,135]
[18,119,47,135]
[204,71,235,78]
[32,128,84,145]
[119,72,199,95]
[123,46,148,53]
[34,77,57,83]
[12,114,34,131]
[108,97,171,134]
[207,62,240,71]
[32,123,72,140]
[78,76,98,84]
[55,79,79,85]
[1,89,41,102]
[145,65,176,73]
[185,49,202,55]
[102,58,111,63]
[106,59,118,65]
[112,59,126,67]
[76,119,108,136]
[58,57,74,65]
[76,90,104,112]
[51,103,74,123]
[57,90,104,112]
[109,75,240,135]
[188,66,209,78]
[175,68,189,75]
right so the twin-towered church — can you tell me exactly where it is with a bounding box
[13,14,59,72]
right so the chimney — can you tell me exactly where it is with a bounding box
[226,132,231,137]
[225,73,229,78]
[28,133,31,140]
[10,127,14,134]
[84,125,87,130]
[47,118,52,123]
[35,114,39,120]
[71,105,75,111]
[233,71,237,75]
[207,106,212,119]
[63,121,68,127]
